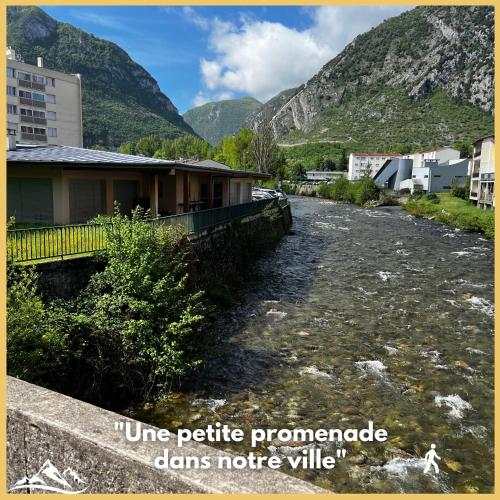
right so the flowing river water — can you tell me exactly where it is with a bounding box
[133,196,494,493]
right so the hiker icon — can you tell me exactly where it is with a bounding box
[424,444,441,474]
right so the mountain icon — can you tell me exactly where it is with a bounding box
[10,460,88,494]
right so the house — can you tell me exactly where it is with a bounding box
[7,142,269,225]
[348,152,401,180]
[469,135,494,209]
[405,146,460,169]
[305,171,346,182]
[410,159,469,193]
[7,47,83,148]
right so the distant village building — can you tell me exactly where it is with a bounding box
[348,152,401,180]
[6,47,83,148]
[405,146,460,169]
[469,135,495,209]
[305,171,346,182]
[7,144,268,225]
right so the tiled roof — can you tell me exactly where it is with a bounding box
[7,145,175,165]
[350,152,401,157]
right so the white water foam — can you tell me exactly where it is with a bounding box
[192,398,227,412]
[373,457,427,478]
[383,345,399,355]
[466,296,494,317]
[299,366,333,380]
[466,347,486,355]
[355,360,387,378]
[377,271,398,282]
[434,394,472,418]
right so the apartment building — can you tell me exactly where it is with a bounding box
[348,152,401,180]
[469,135,494,209]
[406,146,460,169]
[6,47,83,147]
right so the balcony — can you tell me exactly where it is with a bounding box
[18,79,45,91]
[21,132,47,142]
[470,191,478,198]
[20,115,47,125]
[472,168,480,178]
[19,97,46,108]
[480,193,494,204]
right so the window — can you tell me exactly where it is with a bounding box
[424,175,429,178]
[18,71,31,81]
[7,85,16,96]
[7,104,17,114]
[21,126,33,133]
[34,127,46,135]
[433,175,441,178]
[32,75,44,84]
[47,111,56,120]
[412,175,416,178]
[46,77,56,87]
[32,92,45,102]
[20,108,33,116]
[7,122,18,133]
[443,186,451,190]
[19,90,31,99]
[33,110,45,118]
[46,94,56,104]
[7,67,15,78]
[47,127,57,137]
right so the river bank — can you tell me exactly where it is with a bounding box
[131,196,494,493]
[402,193,494,238]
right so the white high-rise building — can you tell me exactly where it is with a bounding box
[7,47,83,147]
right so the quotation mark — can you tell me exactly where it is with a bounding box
[114,421,125,431]
[336,449,347,458]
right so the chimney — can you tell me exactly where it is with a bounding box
[37,56,44,68]
[7,136,17,151]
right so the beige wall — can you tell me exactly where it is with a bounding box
[7,59,83,147]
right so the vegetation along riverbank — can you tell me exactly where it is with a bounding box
[403,193,494,238]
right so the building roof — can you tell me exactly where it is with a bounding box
[350,152,401,157]
[7,145,270,178]
[8,145,174,165]
[413,146,458,154]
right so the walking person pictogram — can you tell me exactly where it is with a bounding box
[424,444,441,474]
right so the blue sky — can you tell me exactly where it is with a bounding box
[42,6,410,114]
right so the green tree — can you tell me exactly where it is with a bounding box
[289,162,307,181]
[136,135,162,157]
[338,149,349,171]
[119,142,135,155]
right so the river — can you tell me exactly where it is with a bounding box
[133,196,494,493]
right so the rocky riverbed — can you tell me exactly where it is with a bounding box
[132,196,494,493]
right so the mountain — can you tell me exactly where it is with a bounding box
[251,6,494,154]
[7,6,196,147]
[184,96,262,145]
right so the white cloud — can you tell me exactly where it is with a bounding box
[197,6,411,103]
[193,90,234,107]
[182,6,210,30]
[69,10,126,30]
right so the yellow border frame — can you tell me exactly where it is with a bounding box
[0,1,496,497]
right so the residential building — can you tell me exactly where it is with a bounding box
[7,144,269,225]
[469,135,494,209]
[7,47,83,147]
[348,152,401,180]
[406,146,460,169]
[305,171,346,182]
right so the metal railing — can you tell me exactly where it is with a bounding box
[8,198,286,262]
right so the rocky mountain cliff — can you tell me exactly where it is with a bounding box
[7,6,196,147]
[184,96,261,145]
[252,6,494,149]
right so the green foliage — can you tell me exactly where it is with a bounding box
[288,162,307,181]
[136,135,162,158]
[7,260,68,383]
[422,192,440,204]
[77,207,206,398]
[316,176,379,206]
[451,177,467,199]
[119,142,135,155]
[404,193,494,238]
[184,97,262,145]
[7,207,208,402]
[154,135,214,161]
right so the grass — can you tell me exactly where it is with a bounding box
[403,193,494,238]
[7,224,108,262]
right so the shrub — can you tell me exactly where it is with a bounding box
[354,177,380,205]
[7,260,68,383]
[78,207,207,400]
[422,192,440,204]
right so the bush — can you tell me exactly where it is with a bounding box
[7,260,68,384]
[353,177,380,205]
[77,207,207,400]
[422,192,440,204]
